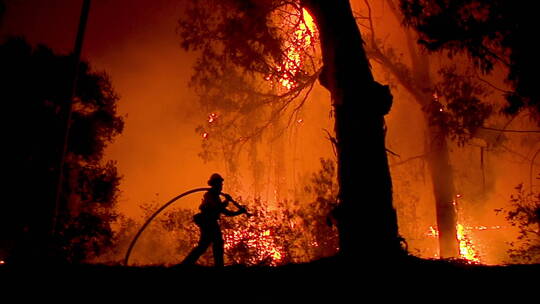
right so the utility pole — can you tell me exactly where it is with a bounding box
[51,0,92,239]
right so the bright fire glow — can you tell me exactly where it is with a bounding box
[268,8,317,90]
[456,223,480,263]
[427,226,439,237]
[426,222,502,263]
[223,227,284,266]
[208,113,217,123]
[453,197,481,263]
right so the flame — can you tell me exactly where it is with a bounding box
[456,223,480,263]
[223,227,285,266]
[427,226,439,237]
[268,8,317,90]
[426,222,503,263]
[453,197,481,263]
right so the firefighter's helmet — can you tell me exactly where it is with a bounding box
[207,173,224,186]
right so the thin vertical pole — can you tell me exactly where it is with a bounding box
[52,0,92,237]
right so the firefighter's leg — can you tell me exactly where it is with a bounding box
[181,226,212,265]
[212,226,224,267]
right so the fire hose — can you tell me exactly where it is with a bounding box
[123,187,251,266]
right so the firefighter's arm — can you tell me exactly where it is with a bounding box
[221,206,246,217]
[220,193,250,217]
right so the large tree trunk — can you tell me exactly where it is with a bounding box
[303,0,402,260]
[426,127,459,258]
[404,25,459,258]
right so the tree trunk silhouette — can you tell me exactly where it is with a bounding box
[402,15,459,258]
[302,0,401,260]
[426,126,459,258]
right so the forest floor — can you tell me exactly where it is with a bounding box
[1,255,538,300]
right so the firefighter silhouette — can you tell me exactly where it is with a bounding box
[181,173,246,267]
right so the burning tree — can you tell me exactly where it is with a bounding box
[182,0,321,199]
[179,0,403,261]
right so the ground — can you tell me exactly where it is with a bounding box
[1,255,538,300]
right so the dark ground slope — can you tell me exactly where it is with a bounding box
[1,255,539,300]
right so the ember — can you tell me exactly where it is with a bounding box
[208,113,217,123]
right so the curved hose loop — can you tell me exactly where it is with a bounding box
[123,187,210,266]
[123,187,251,266]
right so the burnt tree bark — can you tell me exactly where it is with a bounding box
[302,0,402,260]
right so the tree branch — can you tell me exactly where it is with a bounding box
[480,126,540,134]
[389,153,427,167]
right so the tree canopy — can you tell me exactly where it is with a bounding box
[400,0,540,123]
[1,37,124,263]
[178,0,321,171]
